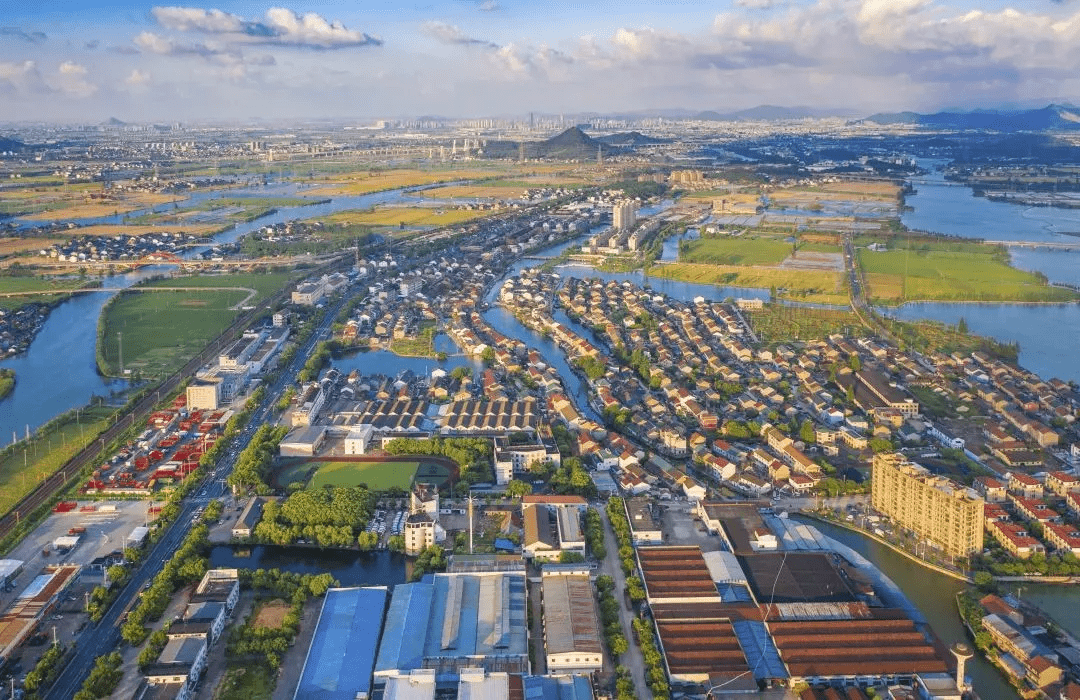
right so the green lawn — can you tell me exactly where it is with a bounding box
[680,236,792,266]
[306,460,419,491]
[98,272,296,378]
[857,239,1079,304]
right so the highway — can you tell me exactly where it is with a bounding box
[43,289,352,700]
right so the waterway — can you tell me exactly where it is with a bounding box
[208,544,407,587]
[796,517,1021,700]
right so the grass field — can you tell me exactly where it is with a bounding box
[216,665,274,700]
[769,181,901,203]
[0,405,114,517]
[98,271,296,377]
[16,192,179,221]
[680,236,793,266]
[857,239,1079,304]
[649,262,849,305]
[310,461,418,490]
[314,206,490,229]
[305,168,504,197]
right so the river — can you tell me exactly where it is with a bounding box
[797,517,1022,700]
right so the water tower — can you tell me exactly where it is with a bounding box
[950,642,974,692]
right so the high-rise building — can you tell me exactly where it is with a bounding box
[613,200,637,231]
[871,453,983,559]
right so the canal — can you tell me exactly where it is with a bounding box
[797,516,1022,700]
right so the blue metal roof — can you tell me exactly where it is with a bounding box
[521,674,594,700]
[732,620,787,680]
[375,581,434,674]
[294,587,388,700]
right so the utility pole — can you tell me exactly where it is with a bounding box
[468,493,474,555]
[117,331,123,375]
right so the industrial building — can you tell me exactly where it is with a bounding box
[871,453,984,559]
[540,571,602,672]
[294,587,389,700]
[522,503,585,562]
[624,497,663,545]
[374,571,529,686]
[0,565,80,665]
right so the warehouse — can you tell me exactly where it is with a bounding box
[0,565,80,665]
[540,572,602,672]
[374,572,529,685]
[294,586,389,700]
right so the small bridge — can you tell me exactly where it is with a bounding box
[997,240,1080,251]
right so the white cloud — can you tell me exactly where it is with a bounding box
[0,60,45,94]
[53,61,97,98]
[421,21,497,48]
[125,69,151,87]
[149,5,381,48]
[734,0,780,9]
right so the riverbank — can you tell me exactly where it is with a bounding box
[799,511,973,583]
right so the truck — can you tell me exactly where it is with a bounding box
[68,527,86,535]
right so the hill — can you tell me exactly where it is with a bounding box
[596,131,668,146]
[861,104,1080,132]
[480,126,615,160]
[695,105,827,121]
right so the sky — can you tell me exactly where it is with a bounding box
[3,0,1080,122]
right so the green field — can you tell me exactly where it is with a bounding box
[97,271,297,378]
[857,239,1080,304]
[0,405,114,517]
[275,460,419,492]
[680,236,792,266]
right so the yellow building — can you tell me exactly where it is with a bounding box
[871,453,984,559]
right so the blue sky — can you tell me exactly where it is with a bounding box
[3,0,1080,122]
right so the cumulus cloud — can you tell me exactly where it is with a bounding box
[150,6,382,48]
[0,27,47,43]
[478,0,499,11]
[53,61,98,98]
[421,21,498,48]
[125,69,152,87]
[0,60,46,94]
[734,0,780,9]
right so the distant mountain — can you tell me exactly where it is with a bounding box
[695,105,829,121]
[479,126,615,161]
[0,136,25,152]
[861,104,1080,132]
[596,131,668,146]
[102,117,126,126]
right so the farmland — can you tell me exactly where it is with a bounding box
[312,205,490,229]
[648,262,849,305]
[679,236,793,266]
[97,271,297,377]
[747,305,862,344]
[0,184,180,221]
[857,238,1079,305]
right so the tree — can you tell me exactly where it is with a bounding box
[387,535,405,553]
[799,419,816,444]
[957,317,969,334]
[505,479,532,498]
[609,633,629,656]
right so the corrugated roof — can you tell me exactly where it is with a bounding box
[541,574,602,656]
[295,587,388,700]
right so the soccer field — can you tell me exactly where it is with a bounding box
[307,460,420,491]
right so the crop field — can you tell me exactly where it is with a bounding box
[649,262,849,305]
[680,236,793,266]
[769,181,901,203]
[15,191,179,221]
[747,305,861,344]
[305,168,504,197]
[315,206,490,228]
[857,240,1079,304]
[98,271,296,377]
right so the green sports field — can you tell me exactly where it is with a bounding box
[274,458,455,492]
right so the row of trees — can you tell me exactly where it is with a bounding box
[297,339,336,383]
[583,508,606,559]
[121,524,209,645]
[384,436,493,484]
[605,499,647,601]
[632,618,670,699]
[228,424,290,491]
[596,575,630,662]
[22,642,66,696]
[72,652,123,700]
[136,627,170,670]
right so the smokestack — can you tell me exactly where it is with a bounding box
[951,642,973,692]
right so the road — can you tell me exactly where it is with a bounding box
[43,289,352,700]
[597,508,651,700]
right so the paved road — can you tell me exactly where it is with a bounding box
[44,289,352,700]
[597,507,651,700]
